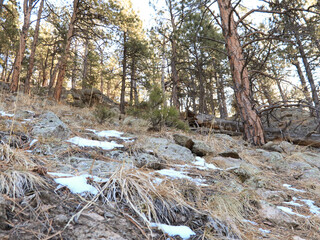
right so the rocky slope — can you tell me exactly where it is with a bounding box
[0,91,320,240]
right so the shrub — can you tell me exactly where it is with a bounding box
[93,105,116,124]
[147,86,189,131]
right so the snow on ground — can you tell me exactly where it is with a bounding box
[87,129,134,142]
[193,157,221,170]
[301,199,320,215]
[67,136,123,150]
[259,228,271,234]
[150,223,195,240]
[243,219,258,225]
[0,111,14,117]
[50,173,108,195]
[155,168,207,186]
[29,139,38,147]
[276,206,309,218]
[283,184,306,193]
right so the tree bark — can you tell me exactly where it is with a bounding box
[99,48,104,94]
[217,0,265,145]
[120,31,127,114]
[167,0,180,110]
[129,56,136,106]
[0,0,4,14]
[81,35,89,89]
[294,33,319,109]
[161,36,167,108]
[71,40,78,89]
[292,60,312,104]
[53,0,79,102]
[10,0,34,92]
[25,0,44,94]
[1,50,9,81]
[42,46,50,86]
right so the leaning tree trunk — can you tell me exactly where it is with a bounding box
[53,0,79,102]
[25,0,44,94]
[295,33,319,110]
[10,0,34,92]
[217,0,265,145]
[120,31,127,114]
[292,59,312,104]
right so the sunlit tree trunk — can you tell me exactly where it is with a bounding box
[25,0,44,94]
[217,0,265,145]
[54,0,79,101]
[120,31,127,114]
[292,60,312,104]
[10,0,35,92]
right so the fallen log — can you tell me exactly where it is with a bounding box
[187,112,320,148]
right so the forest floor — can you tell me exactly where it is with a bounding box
[0,88,320,240]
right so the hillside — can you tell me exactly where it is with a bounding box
[0,91,320,240]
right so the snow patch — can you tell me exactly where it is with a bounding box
[193,157,221,170]
[283,184,306,193]
[150,223,195,240]
[155,168,207,186]
[301,199,320,215]
[259,228,270,234]
[30,139,38,147]
[87,129,134,142]
[51,173,108,195]
[243,219,258,225]
[67,136,123,150]
[276,206,309,218]
[0,111,14,117]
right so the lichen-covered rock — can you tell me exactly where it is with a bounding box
[259,201,298,227]
[31,111,71,140]
[134,152,162,169]
[210,156,244,169]
[292,152,320,168]
[192,140,216,156]
[142,137,194,163]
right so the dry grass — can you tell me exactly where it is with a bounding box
[100,168,195,225]
[0,144,46,197]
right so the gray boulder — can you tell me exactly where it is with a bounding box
[142,137,194,163]
[192,140,216,156]
[134,152,162,169]
[300,168,320,181]
[210,156,243,169]
[173,133,216,156]
[173,133,194,149]
[259,201,298,227]
[292,152,320,169]
[32,111,71,140]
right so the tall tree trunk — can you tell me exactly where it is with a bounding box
[294,33,319,109]
[167,0,180,110]
[25,0,44,94]
[129,56,136,106]
[99,48,104,94]
[81,35,89,89]
[1,50,9,81]
[217,0,265,145]
[161,36,167,108]
[292,60,312,104]
[120,31,127,114]
[215,69,228,118]
[71,41,78,89]
[42,46,50,86]
[53,0,79,102]
[10,0,34,92]
[0,0,4,14]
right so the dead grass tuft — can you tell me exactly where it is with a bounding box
[0,144,47,197]
[100,168,195,225]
